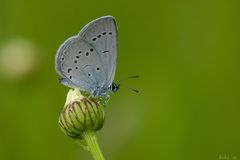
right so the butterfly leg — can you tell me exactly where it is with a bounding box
[97,99,102,105]
[103,95,110,106]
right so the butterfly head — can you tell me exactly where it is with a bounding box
[110,82,120,93]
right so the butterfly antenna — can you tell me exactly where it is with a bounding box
[115,75,139,93]
[120,83,140,94]
[119,75,139,82]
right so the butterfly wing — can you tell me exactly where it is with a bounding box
[78,16,118,89]
[55,36,107,93]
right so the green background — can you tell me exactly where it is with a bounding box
[0,0,239,160]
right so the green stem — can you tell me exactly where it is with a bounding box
[81,130,105,160]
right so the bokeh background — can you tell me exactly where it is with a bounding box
[0,0,239,160]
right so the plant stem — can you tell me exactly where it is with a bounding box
[81,130,105,160]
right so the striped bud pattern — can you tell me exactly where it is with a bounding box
[59,97,105,139]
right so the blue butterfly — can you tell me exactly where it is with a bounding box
[55,16,119,99]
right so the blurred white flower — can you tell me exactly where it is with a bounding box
[0,37,39,80]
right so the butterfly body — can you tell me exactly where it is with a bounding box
[55,16,118,98]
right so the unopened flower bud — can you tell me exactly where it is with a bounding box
[59,89,105,139]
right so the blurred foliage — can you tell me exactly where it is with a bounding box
[0,0,239,160]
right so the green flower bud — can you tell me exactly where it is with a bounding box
[59,89,105,139]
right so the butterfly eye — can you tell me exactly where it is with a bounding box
[102,32,106,35]
[78,51,82,54]
[92,37,97,41]
[97,34,101,38]
[109,32,112,35]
